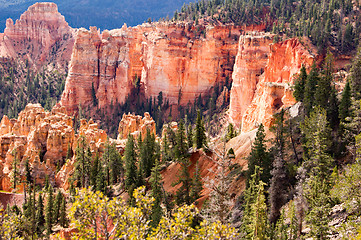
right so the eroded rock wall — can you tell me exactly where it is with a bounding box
[60,23,242,112]
[0,2,75,70]
[230,37,315,132]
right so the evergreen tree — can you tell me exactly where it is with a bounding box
[226,123,235,141]
[139,129,157,179]
[24,158,32,186]
[300,107,333,178]
[54,191,62,224]
[351,47,361,100]
[175,120,188,160]
[45,186,54,235]
[36,194,45,235]
[246,124,272,186]
[96,161,106,193]
[195,110,206,149]
[149,159,163,228]
[315,53,333,110]
[187,124,193,149]
[74,136,91,188]
[124,134,137,193]
[242,166,269,239]
[174,156,192,205]
[304,63,319,115]
[293,65,308,102]
[90,152,99,188]
[11,149,20,190]
[59,196,67,228]
[190,160,203,202]
[66,142,73,160]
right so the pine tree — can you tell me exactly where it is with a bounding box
[293,65,308,102]
[304,63,319,115]
[139,129,157,179]
[175,120,188,160]
[90,152,99,188]
[195,110,206,149]
[187,124,193,149]
[226,123,235,141]
[96,161,106,193]
[351,47,361,100]
[190,160,203,202]
[124,134,137,193]
[149,159,163,228]
[11,149,20,190]
[174,157,192,205]
[24,158,32,186]
[315,53,333,110]
[242,166,269,239]
[36,194,45,235]
[54,191,62,224]
[74,136,91,188]
[59,196,67,228]
[45,186,54,235]
[246,124,272,186]
[300,107,333,178]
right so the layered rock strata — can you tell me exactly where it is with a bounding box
[230,36,315,132]
[60,23,242,112]
[0,2,74,70]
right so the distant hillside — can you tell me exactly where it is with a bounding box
[0,0,196,31]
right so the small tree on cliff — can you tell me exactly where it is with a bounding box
[195,110,206,149]
[11,149,20,190]
[293,65,308,102]
[45,186,54,236]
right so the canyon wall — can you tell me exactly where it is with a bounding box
[0,2,75,70]
[60,23,242,112]
[230,37,315,132]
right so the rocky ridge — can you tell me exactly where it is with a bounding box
[0,2,74,70]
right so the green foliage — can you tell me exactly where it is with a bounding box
[124,134,138,193]
[195,110,206,149]
[246,124,272,186]
[74,135,92,188]
[190,161,203,203]
[351,47,361,100]
[304,63,320,115]
[331,160,361,214]
[242,166,269,239]
[300,107,333,178]
[226,123,235,142]
[139,129,159,179]
[45,186,54,235]
[293,65,307,102]
[149,159,163,228]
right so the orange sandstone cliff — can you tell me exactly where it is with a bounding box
[230,36,315,132]
[0,2,74,70]
[60,23,242,112]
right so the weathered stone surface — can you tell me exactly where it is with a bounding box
[0,104,108,191]
[0,2,74,70]
[229,32,273,126]
[117,112,156,141]
[230,37,315,132]
[61,23,242,112]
